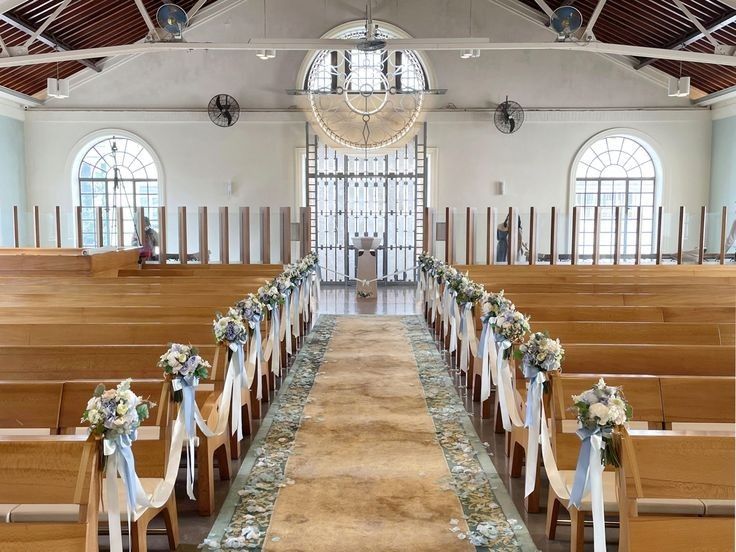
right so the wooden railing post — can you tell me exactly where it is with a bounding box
[613,206,621,265]
[158,206,167,264]
[95,207,104,248]
[75,206,83,248]
[571,206,579,265]
[676,206,685,265]
[697,206,706,265]
[635,206,643,265]
[719,205,728,265]
[219,206,229,264]
[280,206,292,264]
[260,207,271,264]
[550,206,557,265]
[299,207,309,258]
[240,207,251,264]
[466,207,475,265]
[592,205,600,265]
[32,205,40,248]
[178,206,188,264]
[528,206,536,265]
[13,205,20,248]
[198,206,208,264]
[507,206,515,265]
[655,206,663,265]
[486,207,495,265]
[445,207,454,264]
[54,206,62,248]
[117,206,125,248]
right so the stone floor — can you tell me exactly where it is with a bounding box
[143,284,609,551]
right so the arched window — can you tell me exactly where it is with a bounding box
[574,134,658,259]
[77,135,160,248]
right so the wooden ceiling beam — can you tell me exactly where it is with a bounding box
[636,10,736,69]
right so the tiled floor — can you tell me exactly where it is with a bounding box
[160,284,607,551]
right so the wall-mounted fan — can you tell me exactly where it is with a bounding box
[494,96,524,134]
[208,94,240,128]
[156,3,189,40]
[551,6,583,41]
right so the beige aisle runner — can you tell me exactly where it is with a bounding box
[263,316,472,551]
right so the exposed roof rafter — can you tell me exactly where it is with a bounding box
[0,12,100,72]
[23,0,70,48]
[636,10,736,70]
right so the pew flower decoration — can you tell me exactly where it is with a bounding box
[454,278,485,306]
[517,332,565,381]
[234,294,265,329]
[480,290,515,323]
[257,281,285,311]
[572,378,632,467]
[493,308,531,357]
[82,379,155,441]
[213,311,248,346]
[158,343,211,403]
[418,252,442,276]
[274,274,296,295]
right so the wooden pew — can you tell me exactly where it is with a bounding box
[0,435,99,552]
[617,429,735,552]
[0,382,62,432]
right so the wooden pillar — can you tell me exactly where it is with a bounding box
[12,205,20,248]
[676,206,685,265]
[95,207,104,248]
[219,206,229,264]
[719,205,728,265]
[613,206,621,265]
[635,206,643,265]
[299,207,310,258]
[550,206,557,265]
[198,206,208,264]
[425,207,436,256]
[571,206,579,265]
[465,207,475,265]
[260,207,271,264]
[240,207,251,264]
[116,207,125,248]
[507,206,515,265]
[178,206,188,264]
[158,206,167,264]
[528,207,536,265]
[33,205,40,248]
[75,206,83,248]
[486,207,495,265]
[697,206,706,265]
[54,206,62,248]
[280,207,292,264]
[592,206,600,265]
[655,206,663,265]
[445,207,453,264]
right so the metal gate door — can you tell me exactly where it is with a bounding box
[306,124,427,283]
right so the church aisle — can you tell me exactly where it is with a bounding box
[205,315,532,551]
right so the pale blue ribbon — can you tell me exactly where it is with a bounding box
[106,432,142,513]
[569,426,611,508]
[271,305,281,376]
[478,319,490,360]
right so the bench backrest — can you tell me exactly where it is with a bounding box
[0,382,63,430]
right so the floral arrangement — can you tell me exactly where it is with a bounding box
[257,281,285,311]
[82,379,155,440]
[452,277,485,306]
[158,343,211,402]
[493,308,531,357]
[517,331,565,378]
[274,274,296,295]
[480,290,515,322]
[213,311,248,345]
[284,253,319,286]
[418,252,443,276]
[571,378,632,466]
[233,294,265,329]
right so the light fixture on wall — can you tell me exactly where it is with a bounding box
[460,48,480,59]
[667,76,690,97]
[256,49,276,60]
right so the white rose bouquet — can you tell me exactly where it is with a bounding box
[158,343,211,402]
[517,331,565,381]
[572,378,632,466]
[257,281,285,311]
[480,290,515,322]
[213,310,248,345]
[493,308,531,357]
[82,378,155,441]
[233,294,266,329]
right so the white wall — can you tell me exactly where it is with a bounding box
[20,0,714,258]
[0,101,26,247]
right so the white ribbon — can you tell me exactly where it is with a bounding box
[589,434,607,552]
[458,304,478,373]
[282,290,292,355]
[478,321,497,402]
[523,372,546,497]
[495,340,524,431]
[290,285,300,339]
